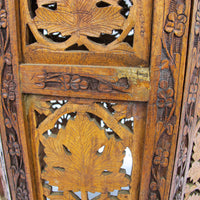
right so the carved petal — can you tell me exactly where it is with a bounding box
[166,88,174,98]
[158,90,166,99]
[161,157,169,167]
[164,21,174,33]
[166,124,173,136]
[167,12,177,22]
[174,23,185,37]
[177,14,187,24]
[166,97,173,108]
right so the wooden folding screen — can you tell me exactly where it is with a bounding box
[0,0,196,200]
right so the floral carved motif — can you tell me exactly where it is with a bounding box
[0,0,29,199]
[33,72,129,93]
[149,1,188,199]
[171,1,200,199]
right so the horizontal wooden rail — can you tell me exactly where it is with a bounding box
[20,64,150,101]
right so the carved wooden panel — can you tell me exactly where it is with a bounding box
[20,0,152,66]
[170,0,200,199]
[0,0,197,200]
[0,0,32,199]
[140,0,191,200]
[25,96,147,200]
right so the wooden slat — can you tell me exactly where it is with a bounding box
[20,64,150,101]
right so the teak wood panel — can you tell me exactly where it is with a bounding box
[25,96,147,200]
[0,0,194,200]
[20,0,152,67]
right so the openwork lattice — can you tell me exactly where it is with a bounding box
[26,96,145,200]
[23,0,135,52]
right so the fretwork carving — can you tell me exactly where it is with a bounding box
[26,96,146,200]
[20,0,152,65]
[24,0,135,52]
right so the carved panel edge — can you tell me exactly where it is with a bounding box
[0,135,11,199]
[143,0,191,200]
[170,0,200,199]
[0,0,29,199]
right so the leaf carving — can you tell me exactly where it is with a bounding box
[41,112,129,194]
[188,194,200,200]
[188,133,200,184]
[34,0,125,37]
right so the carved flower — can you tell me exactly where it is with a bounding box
[1,73,16,101]
[156,121,174,136]
[64,75,89,90]
[17,184,28,200]
[150,182,158,191]
[195,2,200,35]
[0,8,7,28]
[150,192,158,200]
[154,147,169,168]
[7,134,20,157]
[164,6,187,37]
[188,76,198,104]
[157,80,174,108]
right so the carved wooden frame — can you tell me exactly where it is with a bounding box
[0,0,194,200]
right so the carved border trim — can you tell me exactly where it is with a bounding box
[0,0,29,199]
[170,0,200,199]
[139,0,191,199]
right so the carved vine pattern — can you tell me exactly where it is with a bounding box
[171,1,200,199]
[0,0,29,199]
[33,71,129,93]
[149,0,187,199]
